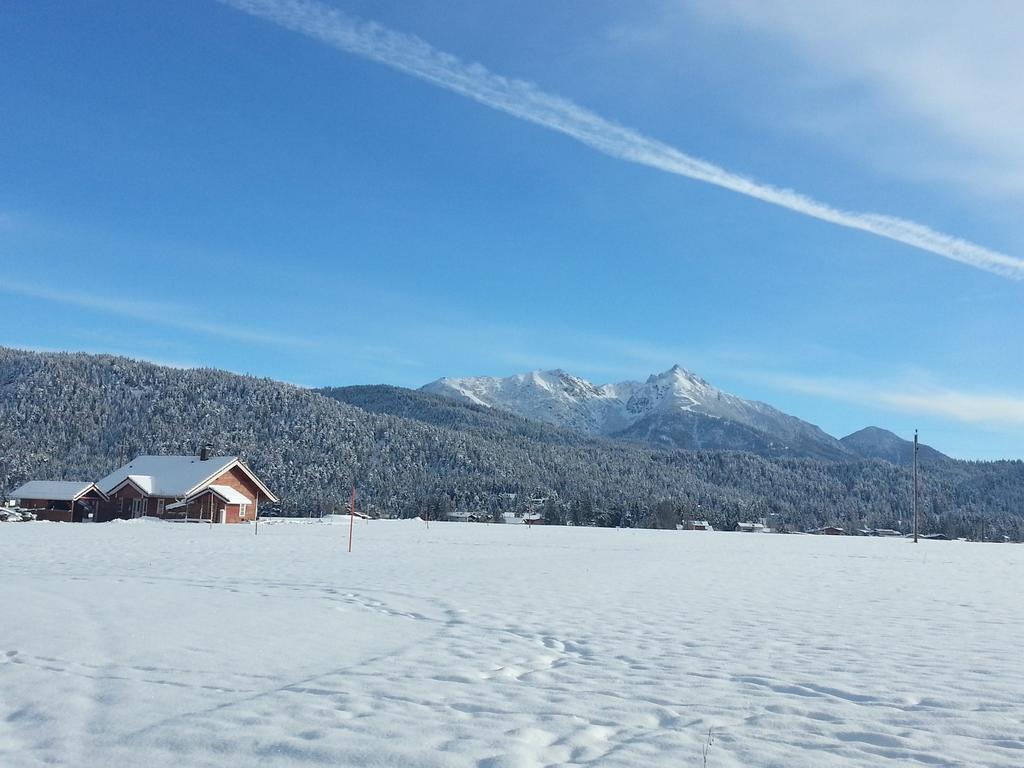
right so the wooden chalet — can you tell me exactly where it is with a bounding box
[94,450,278,524]
[10,481,107,523]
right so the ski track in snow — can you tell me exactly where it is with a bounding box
[1,521,1022,767]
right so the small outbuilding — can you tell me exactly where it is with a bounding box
[10,481,108,523]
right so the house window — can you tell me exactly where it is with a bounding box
[239,504,247,518]
[156,499,166,515]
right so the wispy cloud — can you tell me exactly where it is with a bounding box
[221,0,1024,280]
[881,390,1024,426]
[397,318,699,383]
[763,373,1024,427]
[683,0,1024,198]
[0,280,314,349]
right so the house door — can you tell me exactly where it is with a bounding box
[131,498,145,518]
[219,507,225,524]
[80,501,96,522]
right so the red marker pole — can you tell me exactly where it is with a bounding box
[348,485,356,553]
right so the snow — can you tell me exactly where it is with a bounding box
[421,366,819,444]
[124,474,155,494]
[424,370,624,434]
[96,455,240,497]
[206,485,252,506]
[9,481,98,502]
[0,508,35,522]
[1,521,1022,767]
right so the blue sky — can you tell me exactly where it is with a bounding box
[2,0,1023,459]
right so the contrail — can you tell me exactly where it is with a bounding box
[220,0,1024,280]
[0,280,316,348]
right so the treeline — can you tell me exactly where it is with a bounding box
[2,349,1023,539]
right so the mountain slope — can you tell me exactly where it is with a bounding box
[318,384,597,446]
[841,427,949,465]
[0,348,767,519]
[421,370,627,434]
[3,348,1023,538]
[423,366,851,460]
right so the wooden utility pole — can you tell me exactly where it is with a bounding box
[913,430,919,544]
[348,485,356,553]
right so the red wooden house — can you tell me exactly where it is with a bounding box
[95,451,277,524]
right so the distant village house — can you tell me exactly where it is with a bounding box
[735,521,767,533]
[857,527,902,537]
[680,520,713,531]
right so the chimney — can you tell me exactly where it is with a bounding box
[200,444,212,461]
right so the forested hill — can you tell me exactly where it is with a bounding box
[2,348,1023,538]
[318,384,600,444]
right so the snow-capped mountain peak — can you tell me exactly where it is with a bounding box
[421,366,851,460]
[630,365,715,411]
[423,369,621,433]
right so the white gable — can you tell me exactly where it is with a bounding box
[123,475,155,494]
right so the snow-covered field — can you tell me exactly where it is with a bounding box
[2,520,1022,768]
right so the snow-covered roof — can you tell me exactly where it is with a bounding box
[736,521,766,532]
[11,481,103,501]
[204,485,251,506]
[164,484,252,509]
[96,455,278,501]
[122,474,155,494]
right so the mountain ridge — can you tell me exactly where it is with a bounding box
[841,426,949,465]
[423,366,854,460]
[2,348,1022,538]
